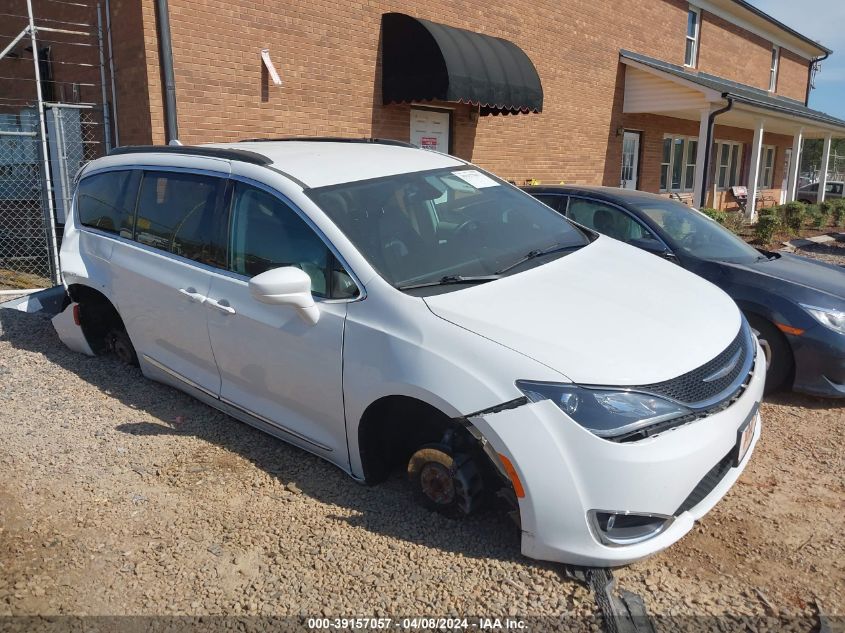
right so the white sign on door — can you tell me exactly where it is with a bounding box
[410,108,450,154]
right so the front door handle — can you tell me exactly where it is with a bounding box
[178,287,207,303]
[207,297,236,315]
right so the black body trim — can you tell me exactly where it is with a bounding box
[239,137,417,148]
[108,145,273,166]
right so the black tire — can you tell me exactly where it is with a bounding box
[407,443,484,518]
[747,315,793,395]
[108,327,138,366]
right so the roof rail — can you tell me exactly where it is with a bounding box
[108,145,272,165]
[238,136,417,149]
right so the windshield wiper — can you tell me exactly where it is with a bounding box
[494,243,583,275]
[397,275,501,291]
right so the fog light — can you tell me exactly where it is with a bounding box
[588,510,674,547]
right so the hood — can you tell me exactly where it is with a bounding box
[424,236,741,386]
[725,252,845,301]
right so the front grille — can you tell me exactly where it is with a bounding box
[636,323,750,407]
[674,450,734,515]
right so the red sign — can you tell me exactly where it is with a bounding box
[420,136,438,150]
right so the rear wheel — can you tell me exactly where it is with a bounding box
[407,444,484,518]
[747,315,793,394]
[108,327,138,366]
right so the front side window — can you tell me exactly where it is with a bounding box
[715,141,743,189]
[685,6,701,67]
[568,198,659,245]
[135,171,225,265]
[77,170,140,238]
[229,183,333,297]
[661,136,697,192]
[308,168,589,288]
[639,199,763,264]
[758,146,776,188]
[769,47,780,92]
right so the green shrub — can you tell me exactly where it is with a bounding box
[754,214,779,243]
[700,207,726,224]
[806,203,829,229]
[723,211,745,233]
[830,199,845,228]
[781,201,806,233]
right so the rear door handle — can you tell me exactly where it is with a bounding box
[207,297,236,315]
[178,287,207,303]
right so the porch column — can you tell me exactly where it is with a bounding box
[818,133,833,203]
[787,127,804,202]
[693,107,711,208]
[746,118,765,221]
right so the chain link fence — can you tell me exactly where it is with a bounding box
[0,109,53,291]
[0,0,112,292]
[48,104,106,228]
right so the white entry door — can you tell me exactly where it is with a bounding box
[780,148,792,204]
[621,131,640,189]
[410,108,450,154]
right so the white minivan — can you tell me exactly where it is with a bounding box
[57,139,764,567]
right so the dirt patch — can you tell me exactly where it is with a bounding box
[0,309,842,622]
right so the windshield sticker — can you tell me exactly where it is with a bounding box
[451,169,500,189]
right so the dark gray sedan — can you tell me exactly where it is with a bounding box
[523,185,845,398]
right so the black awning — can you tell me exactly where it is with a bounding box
[381,13,543,116]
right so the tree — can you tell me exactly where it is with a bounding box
[801,138,845,178]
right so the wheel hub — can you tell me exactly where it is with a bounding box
[419,462,456,505]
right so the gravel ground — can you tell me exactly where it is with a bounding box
[0,308,842,628]
[787,237,845,268]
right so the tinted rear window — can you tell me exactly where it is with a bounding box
[77,170,140,237]
[135,171,224,264]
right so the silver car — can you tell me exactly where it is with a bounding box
[797,180,844,203]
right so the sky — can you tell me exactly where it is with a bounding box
[750,0,845,119]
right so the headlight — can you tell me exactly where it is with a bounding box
[800,304,845,335]
[516,380,690,438]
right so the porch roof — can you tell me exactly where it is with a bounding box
[620,50,845,136]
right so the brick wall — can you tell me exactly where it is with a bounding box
[19,0,816,200]
[106,0,161,146]
[131,0,691,184]
[777,49,810,103]
[0,0,100,113]
[697,10,809,101]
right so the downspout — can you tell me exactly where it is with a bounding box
[805,52,830,107]
[155,0,178,143]
[699,96,734,209]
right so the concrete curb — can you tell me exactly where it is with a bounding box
[782,232,845,250]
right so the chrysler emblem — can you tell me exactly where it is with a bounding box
[703,348,742,383]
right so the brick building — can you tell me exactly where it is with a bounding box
[10,0,845,212]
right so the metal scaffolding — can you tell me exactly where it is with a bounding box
[0,0,113,290]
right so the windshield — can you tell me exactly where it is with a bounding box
[637,199,763,264]
[307,168,589,287]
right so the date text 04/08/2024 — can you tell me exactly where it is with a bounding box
[306,617,527,630]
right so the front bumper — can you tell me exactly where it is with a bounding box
[470,342,765,567]
[791,325,845,398]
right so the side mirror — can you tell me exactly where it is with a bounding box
[249,266,320,325]
[630,237,675,260]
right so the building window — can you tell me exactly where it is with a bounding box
[685,6,701,68]
[769,47,779,92]
[758,145,776,188]
[661,136,697,192]
[715,141,743,189]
